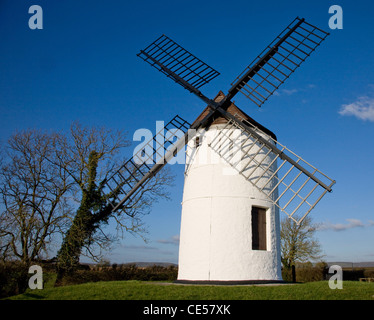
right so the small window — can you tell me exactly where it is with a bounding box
[252,206,267,250]
[194,136,201,148]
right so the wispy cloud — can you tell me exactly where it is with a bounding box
[156,235,180,245]
[273,88,298,97]
[338,96,374,122]
[318,219,374,232]
[123,245,159,251]
[281,88,299,96]
[273,84,315,97]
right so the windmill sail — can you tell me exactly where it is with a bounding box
[137,34,220,105]
[102,115,191,213]
[135,17,334,223]
[225,17,329,107]
[209,109,335,224]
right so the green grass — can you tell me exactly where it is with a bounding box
[5,279,374,300]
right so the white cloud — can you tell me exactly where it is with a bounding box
[156,235,180,245]
[318,219,371,232]
[123,245,159,250]
[273,84,315,97]
[338,96,374,122]
[273,89,297,97]
[281,88,298,96]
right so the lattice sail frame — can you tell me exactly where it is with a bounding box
[208,113,335,224]
[137,34,220,94]
[102,115,191,213]
[228,17,329,108]
[106,17,335,221]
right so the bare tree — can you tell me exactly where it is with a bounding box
[53,123,174,281]
[0,130,74,264]
[0,123,174,278]
[281,216,323,281]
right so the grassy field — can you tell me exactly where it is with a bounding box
[5,277,374,300]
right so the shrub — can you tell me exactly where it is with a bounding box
[59,264,178,286]
[0,262,29,298]
[363,269,374,279]
[342,269,365,281]
[282,262,328,283]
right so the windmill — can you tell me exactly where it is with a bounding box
[103,17,336,283]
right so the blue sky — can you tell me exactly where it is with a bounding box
[1,0,374,264]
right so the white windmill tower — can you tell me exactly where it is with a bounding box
[177,92,282,283]
[102,17,336,283]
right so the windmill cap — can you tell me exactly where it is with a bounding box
[192,91,277,141]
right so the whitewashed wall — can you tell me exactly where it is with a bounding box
[177,124,282,281]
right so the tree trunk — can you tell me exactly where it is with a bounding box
[55,200,93,285]
[55,151,104,285]
[291,264,296,283]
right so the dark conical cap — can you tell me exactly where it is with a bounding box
[191,91,277,140]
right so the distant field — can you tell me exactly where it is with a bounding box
[6,280,374,300]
